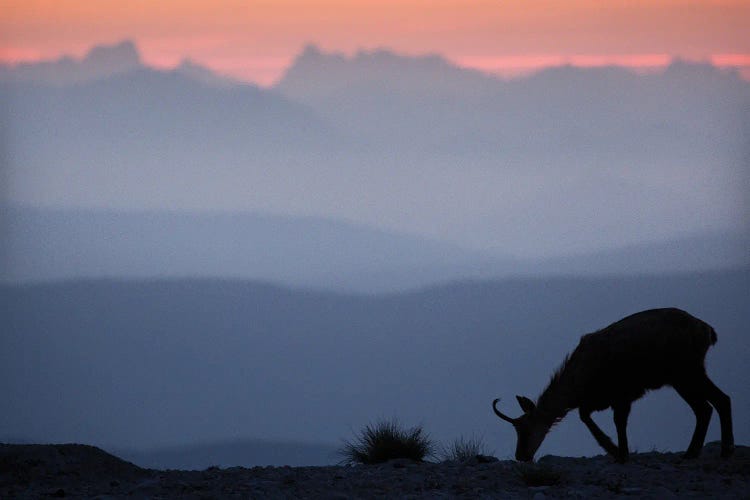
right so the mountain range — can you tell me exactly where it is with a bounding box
[0,40,240,87]
[276,44,750,158]
[2,39,748,266]
[1,206,748,292]
[2,42,748,469]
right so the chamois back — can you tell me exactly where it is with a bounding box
[560,308,716,410]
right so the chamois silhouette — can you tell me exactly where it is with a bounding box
[493,308,734,462]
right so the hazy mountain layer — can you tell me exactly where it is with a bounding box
[2,206,748,292]
[0,39,237,88]
[0,206,502,291]
[2,271,747,460]
[0,40,142,86]
[2,41,747,255]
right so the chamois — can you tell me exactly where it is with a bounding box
[493,308,734,463]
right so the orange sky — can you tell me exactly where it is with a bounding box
[2,0,749,85]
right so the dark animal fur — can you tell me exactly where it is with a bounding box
[495,308,735,462]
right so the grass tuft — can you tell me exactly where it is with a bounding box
[339,419,434,465]
[439,435,490,462]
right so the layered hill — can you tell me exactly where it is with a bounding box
[2,271,748,459]
[1,206,748,292]
[2,41,747,254]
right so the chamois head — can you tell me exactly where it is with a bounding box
[493,396,550,462]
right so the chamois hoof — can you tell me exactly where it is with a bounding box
[721,445,735,459]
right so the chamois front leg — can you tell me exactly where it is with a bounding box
[579,408,618,457]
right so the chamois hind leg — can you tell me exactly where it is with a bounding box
[673,381,713,459]
[579,408,618,457]
[702,375,735,458]
[612,402,632,463]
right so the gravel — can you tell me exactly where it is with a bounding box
[1,442,747,498]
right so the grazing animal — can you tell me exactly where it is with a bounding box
[493,308,734,462]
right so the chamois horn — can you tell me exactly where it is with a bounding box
[492,398,518,424]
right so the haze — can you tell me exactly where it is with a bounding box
[1,3,749,469]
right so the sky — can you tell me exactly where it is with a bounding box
[2,0,750,85]
[1,0,749,462]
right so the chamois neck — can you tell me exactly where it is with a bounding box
[535,356,574,425]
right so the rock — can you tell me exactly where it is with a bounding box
[528,485,549,492]
[621,486,642,494]
[386,458,417,469]
[650,486,677,498]
[474,454,499,464]
[566,488,593,498]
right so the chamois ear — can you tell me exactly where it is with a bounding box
[516,395,536,413]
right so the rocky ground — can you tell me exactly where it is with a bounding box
[1,442,748,498]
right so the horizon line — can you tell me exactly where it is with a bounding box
[2,40,750,86]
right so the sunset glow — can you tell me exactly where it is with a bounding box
[2,0,749,85]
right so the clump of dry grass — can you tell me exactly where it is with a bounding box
[439,435,490,462]
[339,419,434,465]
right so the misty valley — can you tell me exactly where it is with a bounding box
[1,40,749,472]
[1,272,748,469]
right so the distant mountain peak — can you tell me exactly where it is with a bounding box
[663,57,742,81]
[173,58,241,88]
[83,39,142,69]
[276,44,497,99]
[291,44,347,70]
[289,44,452,73]
[352,47,448,68]
[176,58,201,70]
[299,43,324,59]
[0,39,241,88]
[0,38,143,85]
